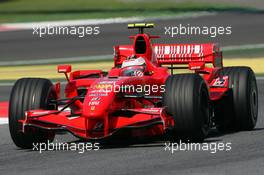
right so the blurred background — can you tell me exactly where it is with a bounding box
[0,0,263,83]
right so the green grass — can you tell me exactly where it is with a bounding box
[0,0,261,23]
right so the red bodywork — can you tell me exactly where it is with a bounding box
[21,29,229,140]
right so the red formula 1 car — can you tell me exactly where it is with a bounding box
[9,23,258,148]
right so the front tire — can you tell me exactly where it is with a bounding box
[9,78,57,149]
[163,74,210,142]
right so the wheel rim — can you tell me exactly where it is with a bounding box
[250,80,258,123]
[200,86,210,135]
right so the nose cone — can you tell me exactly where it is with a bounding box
[83,96,113,118]
[83,81,116,118]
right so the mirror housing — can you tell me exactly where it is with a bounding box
[57,64,72,73]
[57,65,72,82]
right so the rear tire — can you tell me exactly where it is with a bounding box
[9,78,57,149]
[214,67,258,132]
[163,74,210,142]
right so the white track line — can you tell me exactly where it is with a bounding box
[0,107,70,125]
[223,43,264,51]
[0,81,67,86]
[0,54,113,66]
[0,12,214,31]
[0,82,14,86]
[256,77,264,80]
[0,118,8,125]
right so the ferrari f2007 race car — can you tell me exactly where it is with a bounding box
[9,23,258,148]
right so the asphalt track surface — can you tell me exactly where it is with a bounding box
[0,80,263,174]
[0,12,264,61]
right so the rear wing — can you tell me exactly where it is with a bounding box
[153,43,223,68]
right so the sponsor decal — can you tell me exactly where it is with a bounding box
[95,84,113,89]
[88,101,100,106]
[89,93,107,97]
[213,76,228,87]
[98,80,116,84]
[90,106,95,111]
[91,97,100,101]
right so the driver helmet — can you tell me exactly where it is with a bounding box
[120,57,146,76]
